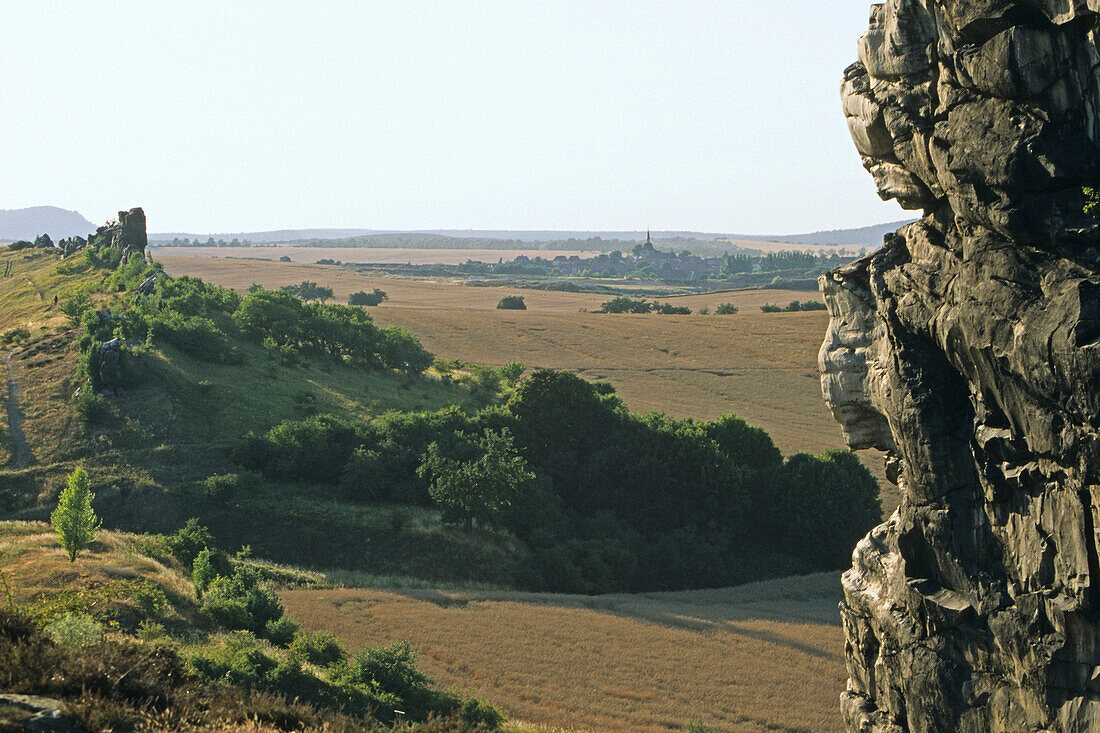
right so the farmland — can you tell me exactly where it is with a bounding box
[282,572,847,733]
[158,254,891,499]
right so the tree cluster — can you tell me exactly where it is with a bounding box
[235,370,880,593]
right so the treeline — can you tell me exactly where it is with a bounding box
[234,371,880,594]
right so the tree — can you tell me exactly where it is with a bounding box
[417,429,534,532]
[51,467,100,562]
[60,292,94,328]
[498,361,525,387]
[496,295,526,310]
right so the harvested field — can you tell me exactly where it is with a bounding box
[158,256,892,505]
[282,572,846,733]
[148,246,601,265]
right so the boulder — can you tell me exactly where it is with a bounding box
[826,2,1100,730]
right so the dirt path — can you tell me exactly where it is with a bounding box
[5,350,31,468]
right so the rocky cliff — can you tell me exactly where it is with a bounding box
[821,1,1100,730]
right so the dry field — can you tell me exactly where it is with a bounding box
[148,246,601,265]
[159,255,891,498]
[282,572,846,733]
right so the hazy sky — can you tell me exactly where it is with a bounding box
[4,2,900,234]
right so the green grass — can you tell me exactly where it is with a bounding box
[1,251,526,587]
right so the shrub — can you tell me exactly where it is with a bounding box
[348,288,388,306]
[192,548,218,599]
[760,303,781,313]
[7,240,33,251]
[697,306,710,315]
[278,255,292,262]
[715,302,738,315]
[166,518,214,568]
[201,567,285,636]
[136,620,166,641]
[0,327,30,345]
[201,471,259,502]
[280,281,334,302]
[653,302,691,315]
[45,613,103,649]
[73,389,109,424]
[145,312,233,362]
[289,631,345,667]
[496,295,526,310]
[597,296,652,314]
[498,361,525,387]
[61,292,94,328]
[263,616,299,647]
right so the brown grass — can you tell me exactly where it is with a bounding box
[282,572,846,733]
[158,255,893,507]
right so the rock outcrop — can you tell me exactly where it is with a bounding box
[92,208,147,262]
[822,1,1100,730]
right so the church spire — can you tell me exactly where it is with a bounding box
[646,229,651,245]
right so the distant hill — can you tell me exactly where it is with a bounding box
[150,221,916,248]
[0,206,96,241]
[744,220,914,247]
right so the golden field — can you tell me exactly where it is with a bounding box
[158,255,890,497]
[282,572,847,733]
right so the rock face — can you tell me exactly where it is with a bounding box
[822,2,1100,730]
[93,208,147,262]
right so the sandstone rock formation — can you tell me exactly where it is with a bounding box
[821,1,1100,730]
[93,208,147,263]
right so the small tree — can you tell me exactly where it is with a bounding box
[60,292,94,328]
[714,303,738,315]
[417,429,534,532]
[498,361,525,387]
[497,295,526,310]
[51,467,100,562]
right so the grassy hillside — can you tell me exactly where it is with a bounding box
[0,249,520,581]
[0,520,505,731]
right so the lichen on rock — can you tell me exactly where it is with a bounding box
[824,1,1100,730]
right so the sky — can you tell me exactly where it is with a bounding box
[3,1,900,235]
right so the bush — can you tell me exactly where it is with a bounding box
[653,302,691,315]
[498,361,525,387]
[289,631,345,667]
[348,289,388,306]
[0,327,30,345]
[45,613,103,649]
[496,295,526,310]
[61,292,94,328]
[7,240,33,251]
[760,303,781,313]
[201,472,259,503]
[166,518,214,568]
[715,302,738,315]
[144,311,233,362]
[279,255,292,262]
[280,281,334,302]
[201,567,285,636]
[192,548,219,599]
[263,616,299,647]
[73,389,109,424]
[597,296,652,314]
